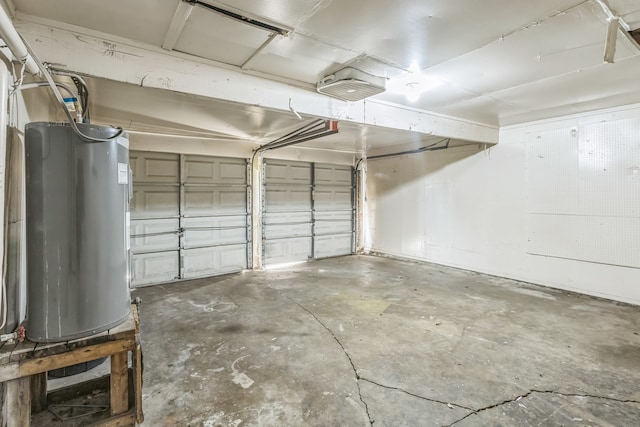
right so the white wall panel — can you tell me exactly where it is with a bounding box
[525,117,640,268]
[366,104,640,304]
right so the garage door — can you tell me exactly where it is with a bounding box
[263,160,354,265]
[130,151,248,286]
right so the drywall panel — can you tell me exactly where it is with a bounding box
[366,103,640,304]
[525,118,640,268]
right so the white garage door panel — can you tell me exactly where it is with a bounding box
[182,244,247,279]
[131,151,248,286]
[265,161,312,184]
[264,223,312,240]
[183,216,247,248]
[184,187,246,215]
[131,186,180,218]
[130,152,179,184]
[314,235,353,258]
[132,251,179,286]
[263,211,311,239]
[131,218,180,252]
[264,237,312,264]
[313,164,353,259]
[263,160,313,265]
[315,215,352,235]
[314,186,352,210]
[265,187,312,211]
[264,211,312,225]
[262,160,354,265]
[184,156,246,184]
[315,164,352,185]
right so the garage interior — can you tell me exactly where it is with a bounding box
[0,0,639,426]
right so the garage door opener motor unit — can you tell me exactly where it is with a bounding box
[317,67,386,102]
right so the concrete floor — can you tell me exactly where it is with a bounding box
[133,255,640,427]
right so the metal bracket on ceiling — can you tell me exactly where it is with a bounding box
[255,119,339,154]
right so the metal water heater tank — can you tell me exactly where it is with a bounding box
[25,122,131,342]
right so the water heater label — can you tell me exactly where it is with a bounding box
[118,163,129,184]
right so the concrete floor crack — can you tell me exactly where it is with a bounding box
[444,390,536,426]
[358,377,474,411]
[279,292,374,426]
[444,389,640,426]
[530,389,640,405]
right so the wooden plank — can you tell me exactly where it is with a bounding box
[30,372,48,413]
[90,409,136,427]
[8,341,37,363]
[132,305,140,334]
[110,351,128,416]
[65,330,111,353]
[107,308,137,341]
[31,341,66,359]
[0,337,135,383]
[0,342,17,365]
[1,377,31,427]
[133,342,144,423]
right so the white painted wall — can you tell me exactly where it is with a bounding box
[366,103,640,305]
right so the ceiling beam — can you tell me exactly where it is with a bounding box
[161,0,194,50]
[15,17,499,144]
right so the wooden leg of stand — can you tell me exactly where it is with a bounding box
[30,372,47,414]
[132,342,144,424]
[2,377,31,427]
[110,351,128,416]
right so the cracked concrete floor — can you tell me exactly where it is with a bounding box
[133,255,640,427]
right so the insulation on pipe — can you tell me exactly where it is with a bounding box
[0,6,38,74]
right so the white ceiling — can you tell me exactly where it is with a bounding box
[9,0,640,149]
